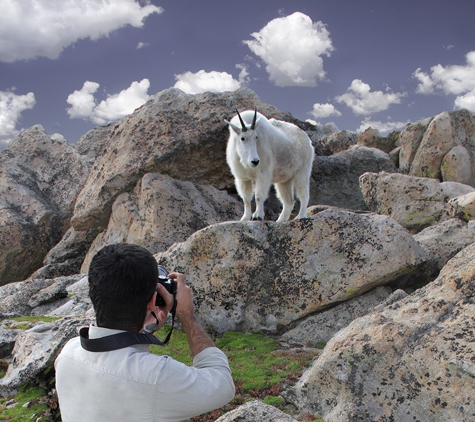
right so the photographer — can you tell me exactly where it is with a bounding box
[55,243,235,421]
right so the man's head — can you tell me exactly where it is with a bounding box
[88,243,158,332]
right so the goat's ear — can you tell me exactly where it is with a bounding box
[254,116,261,129]
[225,120,241,134]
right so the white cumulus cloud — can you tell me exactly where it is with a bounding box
[335,79,406,115]
[0,0,163,62]
[243,12,334,87]
[174,70,240,95]
[357,117,409,135]
[0,90,36,145]
[66,79,150,125]
[309,103,341,119]
[414,51,475,112]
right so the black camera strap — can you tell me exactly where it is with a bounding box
[80,299,177,352]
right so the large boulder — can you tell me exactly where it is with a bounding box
[80,173,243,273]
[156,208,428,333]
[282,242,475,422]
[311,146,397,210]
[0,126,88,285]
[360,172,457,232]
[0,316,93,397]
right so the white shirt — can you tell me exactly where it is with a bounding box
[54,325,235,422]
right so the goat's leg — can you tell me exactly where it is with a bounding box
[235,178,253,221]
[293,173,310,219]
[252,177,271,221]
[275,180,295,222]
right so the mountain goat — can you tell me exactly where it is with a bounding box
[224,107,314,222]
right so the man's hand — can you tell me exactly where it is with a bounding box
[142,282,175,333]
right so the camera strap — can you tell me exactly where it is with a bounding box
[80,299,177,352]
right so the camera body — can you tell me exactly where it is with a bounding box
[156,265,177,307]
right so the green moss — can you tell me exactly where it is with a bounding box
[151,329,314,393]
[262,395,283,407]
[0,359,8,378]
[0,385,49,421]
[315,341,327,350]
[2,316,61,330]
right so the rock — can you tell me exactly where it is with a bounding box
[0,316,93,397]
[31,226,103,279]
[279,286,392,347]
[412,218,475,283]
[215,400,298,422]
[318,130,357,155]
[360,172,452,232]
[156,208,428,333]
[80,173,243,273]
[311,146,397,211]
[398,117,432,173]
[70,87,300,232]
[282,242,475,422]
[410,111,454,179]
[0,275,82,318]
[449,191,475,221]
[0,125,89,285]
[0,326,19,358]
[441,145,473,185]
[439,181,475,198]
[410,109,475,183]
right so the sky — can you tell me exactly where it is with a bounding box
[1,0,475,150]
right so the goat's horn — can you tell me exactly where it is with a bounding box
[251,106,258,130]
[235,109,248,132]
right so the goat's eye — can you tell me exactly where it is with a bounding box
[241,137,245,141]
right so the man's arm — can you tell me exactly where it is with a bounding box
[168,272,215,357]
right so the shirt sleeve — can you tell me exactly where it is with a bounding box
[151,347,235,421]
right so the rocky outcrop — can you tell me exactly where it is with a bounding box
[156,209,428,333]
[359,172,474,233]
[282,241,475,422]
[80,173,243,273]
[398,109,475,185]
[0,126,89,285]
[1,89,475,420]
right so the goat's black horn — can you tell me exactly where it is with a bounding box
[251,106,258,130]
[235,109,248,132]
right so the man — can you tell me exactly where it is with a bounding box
[55,243,235,421]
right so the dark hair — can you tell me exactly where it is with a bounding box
[88,243,158,332]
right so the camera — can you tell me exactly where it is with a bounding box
[156,265,177,307]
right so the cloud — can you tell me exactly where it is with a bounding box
[137,42,149,49]
[357,117,409,135]
[236,64,250,85]
[414,51,475,112]
[174,70,240,95]
[309,103,341,119]
[335,79,406,115]
[66,79,150,125]
[0,0,163,62]
[243,12,334,87]
[0,90,36,145]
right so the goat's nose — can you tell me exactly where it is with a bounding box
[251,159,260,166]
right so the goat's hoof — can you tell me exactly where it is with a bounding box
[251,216,263,221]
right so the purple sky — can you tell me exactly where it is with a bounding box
[1,0,475,149]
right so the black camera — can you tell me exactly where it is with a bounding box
[156,265,177,307]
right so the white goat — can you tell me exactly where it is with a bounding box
[225,107,314,222]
